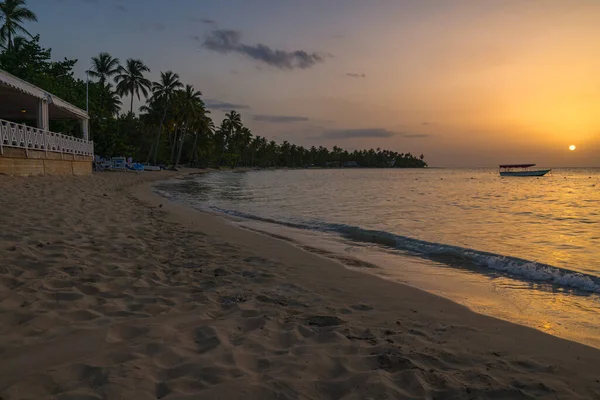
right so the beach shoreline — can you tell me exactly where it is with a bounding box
[0,171,599,399]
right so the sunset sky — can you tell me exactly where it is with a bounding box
[29,0,600,167]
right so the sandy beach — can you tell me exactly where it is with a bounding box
[0,172,599,400]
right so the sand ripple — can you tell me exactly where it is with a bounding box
[0,172,598,399]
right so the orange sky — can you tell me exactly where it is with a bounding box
[32,0,600,166]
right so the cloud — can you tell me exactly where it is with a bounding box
[346,73,366,78]
[321,128,397,139]
[190,17,216,24]
[54,0,96,3]
[140,21,166,32]
[253,115,309,123]
[319,128,431,139]
[115,4,126,12]
[202,29,326,70]
[205,99,250,110]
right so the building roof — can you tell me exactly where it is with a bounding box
[0,69,88,120]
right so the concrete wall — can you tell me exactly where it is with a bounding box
[0,147,92,176]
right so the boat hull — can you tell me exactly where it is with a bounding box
[500,169,551,177]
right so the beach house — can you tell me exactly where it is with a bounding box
[0,69,93,176]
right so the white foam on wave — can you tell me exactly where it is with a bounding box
[336,225,600,294]
[469,253,600,293]
[153,189,172,198]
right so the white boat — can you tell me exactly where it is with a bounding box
[499,164,551,177]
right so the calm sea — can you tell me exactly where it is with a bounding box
[156,168,600,347]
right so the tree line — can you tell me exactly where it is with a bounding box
[0,0,427,168]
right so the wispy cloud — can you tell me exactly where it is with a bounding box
[205,99,250,110]
[346,73,366,78]
[190,17,216,24]
[320,128,430,139]
[202,29,326,70]
[321,128,397,139]
[115,4,126,12]
[140,21,166,32]
[253,115,309,123]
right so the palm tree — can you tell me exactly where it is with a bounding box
[103,84,122,117]
[8,34,25,50]
[89,52,120,86]
[238,126,253,166]
[139,100,164,162]
[177,84,203,123]
[0,0,37,51]
[191,114,214,166]
[213,120,227,165]
[148,70,183,164]
[114,58,152,114]
[218,110,242,166]
[267,140,278,168]
[173,84,204,165]
[224,110,242,132]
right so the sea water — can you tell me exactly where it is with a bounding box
[156,168,600,347]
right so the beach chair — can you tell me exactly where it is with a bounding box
[126,162,144,172]
[93,156,112,171]
[111,157,126,171]
[93,155,102,171]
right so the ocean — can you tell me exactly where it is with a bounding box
[156,168,600,348]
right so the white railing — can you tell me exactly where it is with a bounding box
[0,118,94,157]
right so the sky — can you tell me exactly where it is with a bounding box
[26,0,600,167]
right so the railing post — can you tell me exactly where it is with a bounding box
[25,127,29,158]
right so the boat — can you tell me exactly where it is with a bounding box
[499,164,551,177]
[142,164,162,171]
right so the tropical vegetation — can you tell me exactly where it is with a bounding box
[0,0,426,168]
[0,0,37,51]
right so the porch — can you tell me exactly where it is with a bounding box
[0,69,94,176]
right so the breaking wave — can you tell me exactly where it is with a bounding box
[208,207,600,294]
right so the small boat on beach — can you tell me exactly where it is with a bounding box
[499,164,551,177]
[142,165,162,171]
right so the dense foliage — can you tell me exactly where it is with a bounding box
[0,1,427,168]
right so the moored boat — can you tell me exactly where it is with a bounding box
[499,164,551,177]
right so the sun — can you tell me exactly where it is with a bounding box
[569,145,576,151]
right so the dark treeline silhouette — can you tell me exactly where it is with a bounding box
[0,0,427,168]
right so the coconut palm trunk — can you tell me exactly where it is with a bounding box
[145,129,155,164]
[152,108,168,164]
[191,132,199,166]
[218,141,227,167]
[175,134,185,167]
[147,71,183,165]
[170,127,179,165]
